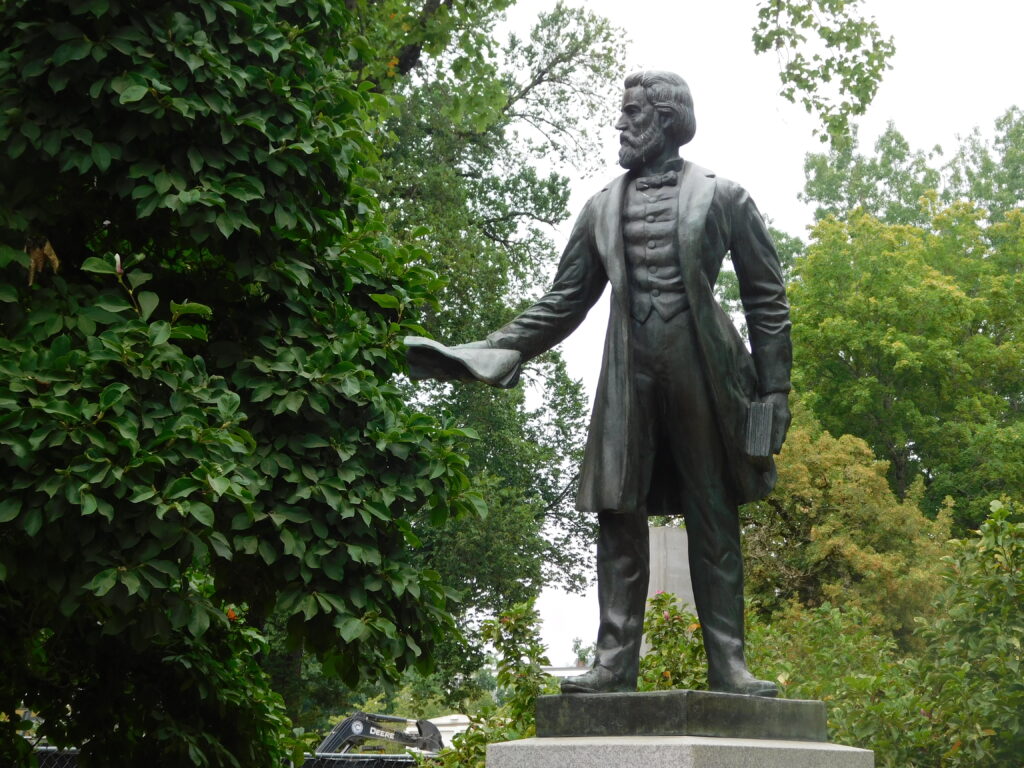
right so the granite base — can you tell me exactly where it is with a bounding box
[487,735,874,768]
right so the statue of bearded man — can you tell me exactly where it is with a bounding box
[422,71,792,697]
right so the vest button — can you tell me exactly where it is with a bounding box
[646,214,656,223]
[651,288,661,297]
[647,240,657,249]
[649,265,659,274]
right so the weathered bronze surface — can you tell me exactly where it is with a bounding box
[408,71,792,698]
[536,690,827,741]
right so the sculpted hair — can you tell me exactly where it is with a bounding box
[623,71,696,146]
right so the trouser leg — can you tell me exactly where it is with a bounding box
[686,497,774,694]
[592,510,650,687]
[683,493,747,687]
[637,310,772,693]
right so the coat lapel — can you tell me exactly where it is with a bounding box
[674,162,774,504]
[593,173,628,295]
[675,161,717,272]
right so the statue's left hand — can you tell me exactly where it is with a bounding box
[760,391,791,454]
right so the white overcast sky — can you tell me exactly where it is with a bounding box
[494,0,1024,665]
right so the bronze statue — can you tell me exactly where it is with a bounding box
[409,71,791,697]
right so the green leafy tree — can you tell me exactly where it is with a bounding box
[794,109,1024,528]
[802,124,942,226]
[638,591,708,692]
[792,213,973,500]
[644,520,1024,768]
[373,2,625,701]
[637,589,926,763]
[638,593,936,765]
[802,108,1024,226]
[946,106,1024,222]
[752,0,895,143]
[0,0,506,762]
[912,501,1024,767]
[747,601,937,766]
[255,3,625,726]
[789,205,1024,528]
[431,601,558,768]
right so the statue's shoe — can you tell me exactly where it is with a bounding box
[559,665,634,694]
[710,668,779,698]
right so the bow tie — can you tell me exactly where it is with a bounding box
[635,170,678,191]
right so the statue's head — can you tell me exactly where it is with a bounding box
[617,71,696,171]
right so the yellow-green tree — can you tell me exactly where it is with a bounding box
[743,402,952,643]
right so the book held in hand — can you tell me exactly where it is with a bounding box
[744,400,774,458]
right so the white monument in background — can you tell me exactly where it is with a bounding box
[646,525,695,611]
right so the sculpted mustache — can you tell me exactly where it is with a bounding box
[620,125,660,148]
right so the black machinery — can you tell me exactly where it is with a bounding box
[316,712,444,756]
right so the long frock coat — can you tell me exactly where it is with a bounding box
[486,160,792,516]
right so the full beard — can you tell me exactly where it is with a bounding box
[618,122,666,171]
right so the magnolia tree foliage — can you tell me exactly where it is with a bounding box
[248,3,627,722]
[0,0,500,762]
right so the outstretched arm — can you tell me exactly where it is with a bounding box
[484,198,608,361]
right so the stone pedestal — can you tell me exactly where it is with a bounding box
[487,735,873,768]
[536,689,826,741]
[485,690,873,768]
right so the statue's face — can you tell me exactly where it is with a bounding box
[616,86,667,171]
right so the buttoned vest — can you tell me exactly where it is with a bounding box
[622,180,688,322]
